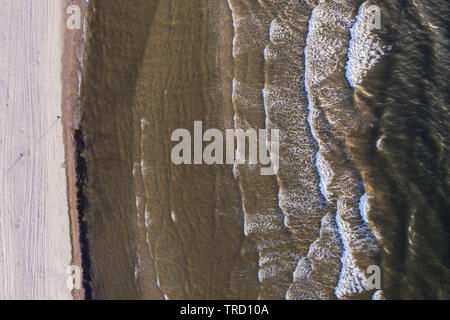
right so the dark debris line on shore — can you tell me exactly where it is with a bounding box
[74,128,92,300]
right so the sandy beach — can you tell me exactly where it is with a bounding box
[0,0,81,299]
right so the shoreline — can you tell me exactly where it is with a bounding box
[61,0,88,300]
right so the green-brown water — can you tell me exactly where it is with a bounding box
[79,0,449,299]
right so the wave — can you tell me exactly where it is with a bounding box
[345,2,391,87]
[227,0,384,299]
[304,0,381,299]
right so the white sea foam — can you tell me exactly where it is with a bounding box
[132,162,139,177]
[243,211,283,236]
[315,152,334,202]
[258,260,291,282]
[335,247,369,298]
[372,290,385,300]
[376,137,382,148]
[286,258,321,300]
[305,4,352,88]
[134,256,141,280]
[141,118,150,129]
[335,197,379,298]
[144,207,152,228]
[345,2,391,87]
[291,258,312,284]
[304,1,381,299]
[136,196,141,210]
[269,18,288,43]
[232,47,298,302]
[358,193,368,224]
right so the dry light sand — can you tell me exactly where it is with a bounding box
[0,0,73,299]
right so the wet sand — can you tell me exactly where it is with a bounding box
[61,0,87,300]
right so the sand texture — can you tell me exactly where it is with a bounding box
[0,0,73,299]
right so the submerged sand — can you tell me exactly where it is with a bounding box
[0,0,76,299]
